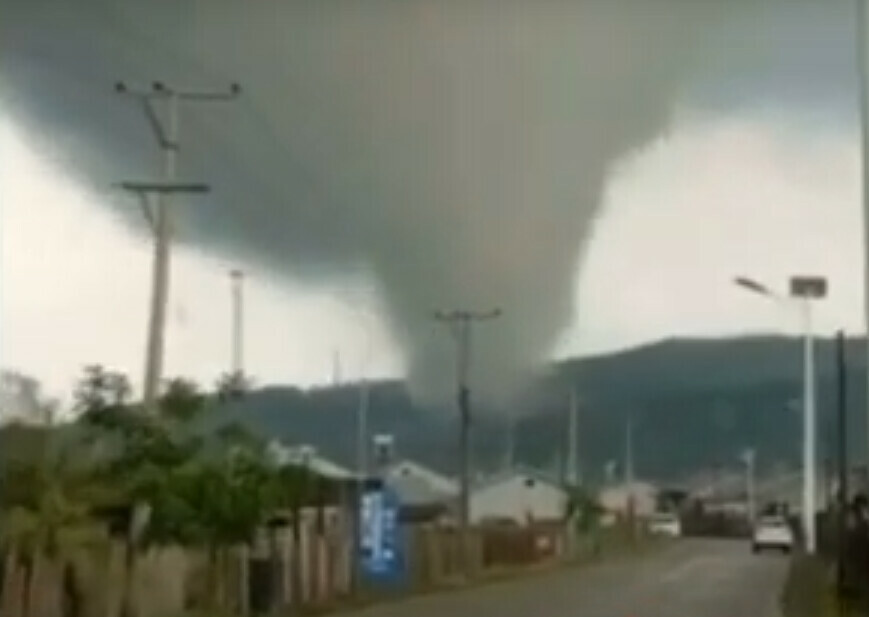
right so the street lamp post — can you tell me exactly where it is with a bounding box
[791,276,828,555]
[734,275,827,554]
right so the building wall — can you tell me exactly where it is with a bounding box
[598,482,658,517]
[469,474,567,525]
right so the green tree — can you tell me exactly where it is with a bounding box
[75,367,288,616]
[73,365,131,415]
[215,371,252,403]
[191,451,274,610]
[76,368,210,617]
[160,378,206,423]
[65,365,305,616]
[157,422,282,612]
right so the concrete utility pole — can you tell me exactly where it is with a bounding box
[118,181,209,402]
[742,448,756,526]
[624,416,634,487]
[115,80,240,413]
[625,416,637,541]
[354,308,374,483]
[434,308,501,569]
[855,0,869,471]
[835,330,849,607]
[230,269,245,376]
[356,378,370,479]
[503,415,516,472]
[566,389,580,487]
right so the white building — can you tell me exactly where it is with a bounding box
[598,481,658,517]
[383,459,458,523]
[469,467,568,526]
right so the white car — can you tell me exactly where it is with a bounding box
[648,512,681,537]
[751,516,794,553]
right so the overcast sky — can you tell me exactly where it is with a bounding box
[1,1,866,404]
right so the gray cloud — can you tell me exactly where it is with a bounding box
[0,0,856,407]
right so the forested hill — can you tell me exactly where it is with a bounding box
[120,336,869,480]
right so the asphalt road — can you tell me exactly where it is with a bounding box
[348,538,789,617]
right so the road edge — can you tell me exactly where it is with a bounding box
[299,536,671,616]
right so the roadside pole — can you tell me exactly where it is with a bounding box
[434,308,501,577]
[835,330,848,613]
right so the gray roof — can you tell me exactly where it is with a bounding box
[386,471,455,506]
[471,465,563,492]
[267,441,356,480]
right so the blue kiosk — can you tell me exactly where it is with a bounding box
[358,484,406,588]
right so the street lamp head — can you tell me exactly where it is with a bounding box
[118,181,210,194]
[734,276,770,297]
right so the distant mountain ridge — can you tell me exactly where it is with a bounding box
[210,335,869,482]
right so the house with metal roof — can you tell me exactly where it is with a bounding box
[469,466,568,526]
[383,459,458,523]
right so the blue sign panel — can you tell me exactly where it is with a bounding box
[359,486,405,583]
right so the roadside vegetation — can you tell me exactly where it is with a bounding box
[0,365,321,617]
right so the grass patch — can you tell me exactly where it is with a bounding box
[782,555,836,617]
[782,555,869,617]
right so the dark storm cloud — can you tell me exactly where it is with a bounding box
[0,0,856,406]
